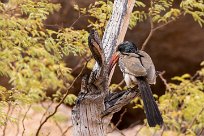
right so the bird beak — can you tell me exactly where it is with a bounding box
[109,52,120,73]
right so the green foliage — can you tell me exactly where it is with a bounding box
[0,0,85,126]
[64,94,77,106]
[180,0,204,27]
[150,0,204,27]
[132,61,204,135]
[129,1,147,29]
[150,0,181,23]
[74,0,113,35]
[159,62,204,135]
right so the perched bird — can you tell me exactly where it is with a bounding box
[109,41,163,127]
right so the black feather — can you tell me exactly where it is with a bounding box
[136,77,163,127]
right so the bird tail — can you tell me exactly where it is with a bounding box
[136,77,163,127]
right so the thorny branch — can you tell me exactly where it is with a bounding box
[36,62,88,136]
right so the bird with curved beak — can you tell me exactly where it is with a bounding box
[109,41,163,127]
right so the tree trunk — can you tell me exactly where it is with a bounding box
[72,0,136,136]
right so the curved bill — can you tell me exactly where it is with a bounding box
[108,52,120,74]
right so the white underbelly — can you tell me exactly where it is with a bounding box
[124,73,137,87]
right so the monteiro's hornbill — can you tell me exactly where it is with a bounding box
[109,41,163,127]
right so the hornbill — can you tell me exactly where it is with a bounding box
[109,41,163,127]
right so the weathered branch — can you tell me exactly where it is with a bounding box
[102,0,135,61]
[72,0,136,136]
[102,88,139,117]
[88,30,104,67]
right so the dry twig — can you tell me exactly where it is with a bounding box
[111,80,125,92]
[36,62,87,136]
[61,125,73,136]
[110,108,127,133]
[22,105,32,136]
[188,106,204,130]
[54,120,63,134]
[40,101,54,124]
[135,123,146,136]
[158,71,172,92]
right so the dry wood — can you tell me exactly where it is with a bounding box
[71,0,139,136]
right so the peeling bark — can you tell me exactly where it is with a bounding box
[72,0,136,136]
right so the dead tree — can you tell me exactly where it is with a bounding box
[72,0,138,135]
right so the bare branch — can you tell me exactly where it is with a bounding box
[40,101,54,124]
[198,127,204,136]
[70,9,81,28]
[110,108,127,133]
[114,127,126,136]
[141,16,154,51]
[22,105,32,136]
[102,88,139,117]
[61,125,73,136]
[135,124,146,136]
[141,8,184,50]
[36,63,87,136]
[71,56,91,73]
[111,80,125,92]
[88,30,104,67]
[153,19,175,31]
[158,71,172,92]
[72,1,137,136]
[102,0,136,61]
[54,120,63,134]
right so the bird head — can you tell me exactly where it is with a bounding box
[118,41,138,53]
[109,41,138,73]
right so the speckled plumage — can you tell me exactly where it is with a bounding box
[117,41,163,127]
[118,51,156,86]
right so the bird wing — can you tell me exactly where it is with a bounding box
[139,51,156,84]
[120,54,147,77]
[120,51,156,84]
